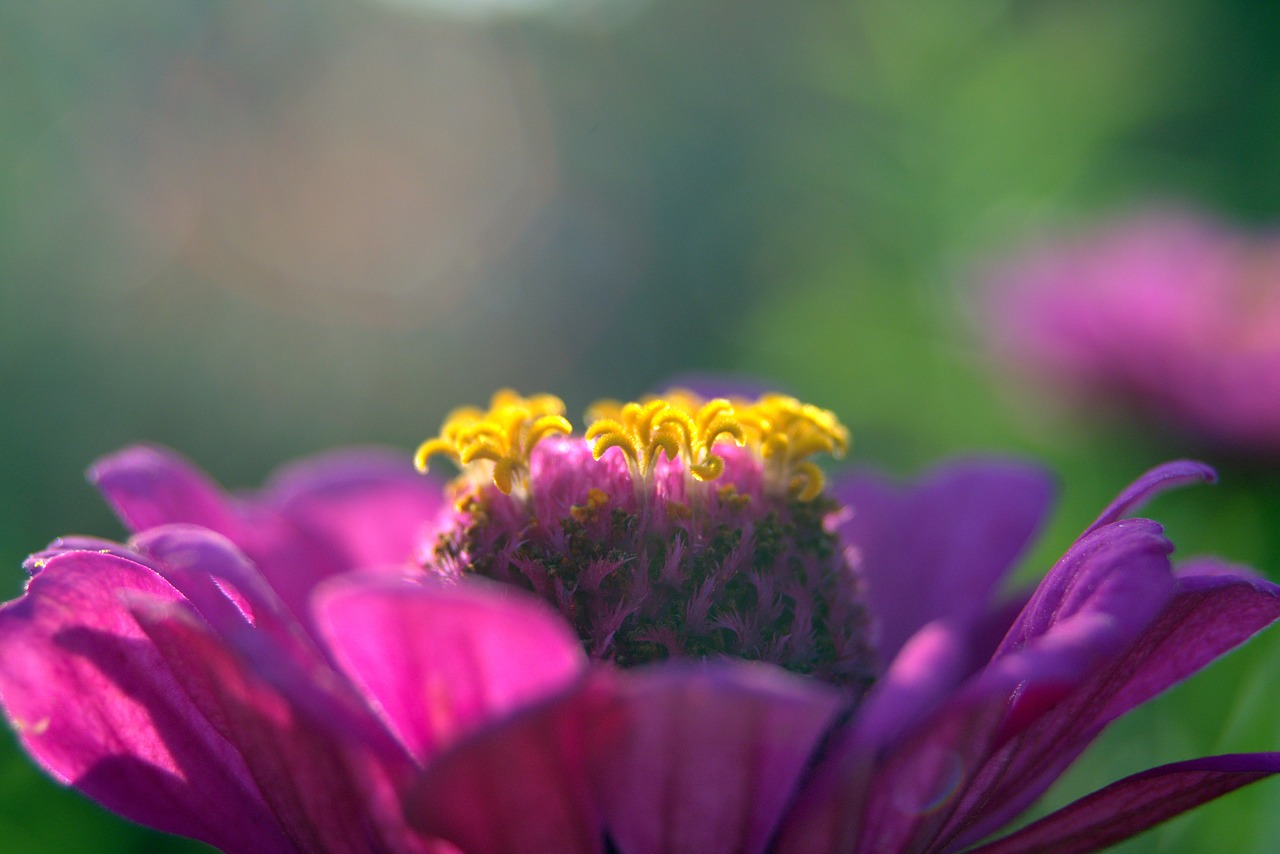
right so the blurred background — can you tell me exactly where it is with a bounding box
[4,0,1280,850]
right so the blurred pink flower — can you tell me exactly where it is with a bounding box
[3,390,1280,853]
[984,209,1280,452]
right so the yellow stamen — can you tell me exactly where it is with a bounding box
[415,390,572,494]
[583,388,848,501]
[737,394,849,500]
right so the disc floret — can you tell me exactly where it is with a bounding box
[584,393,748,484]
[414,390,572,494]
[584,390,847,500]
[738,394,850,501]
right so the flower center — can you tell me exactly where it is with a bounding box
[417,390,875,690]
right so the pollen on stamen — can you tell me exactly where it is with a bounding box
[414,389,572,494]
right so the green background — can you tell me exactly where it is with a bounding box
[4,0,1280,850]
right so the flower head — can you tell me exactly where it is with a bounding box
[983,208,1280,453]
[417,389,869,686]
[2,390,1280,854]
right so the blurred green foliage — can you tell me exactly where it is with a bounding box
[4,0,1280,850]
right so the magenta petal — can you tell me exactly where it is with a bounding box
[90,445,444,638]
[127,526,400,760]
[24,536,136,574]
[1082,459,1216,536]
[404,678,611,854]
[89,445,242,537]
[970,753,1280,854]
[314,577,588,762]
[944,569,1280,848]
[0,551,289,852]
[129,531,409,765]
[134,600,419,854]
[263,448,444,570]
[832,459,1054,670]
[591,663,845,854]
[130,524,298,642]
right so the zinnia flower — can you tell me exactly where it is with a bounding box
[982,208,1280,453]
[3,388,1279,853]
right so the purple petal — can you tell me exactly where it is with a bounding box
[970,753,1280,854]
[944,568,1280,848]
[404,677,612,854]
[134,600,424,853]
[832,459,1055,670]
[762,612,1013,850]
[995,519,1176,664]
[848,618,988,752]
[1083,459,1216,536]
[778,673,1020,854]
[780,520,1180,853]
[129,526,259,634]
[262,447,445,571]
[590,663,845,854]
[0,550,290,852]
[312,577,588,762]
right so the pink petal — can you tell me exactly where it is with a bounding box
[129,526,404,760]
[263,447,445,570]
[130,524,300,648]
[89,445,242,537]
[591,663,845,854]
[970,753,1280,854]
[404,678,612,854]
[313,576,588,762]
[0,550,289,852]
[23,536,133,574]
[89,445,445,636]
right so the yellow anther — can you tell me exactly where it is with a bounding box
[736,394,849,500]
[584,391,749,483]
[581,388,846,500]
[788,461,826,503]
[415,390,572,494]
[425,387,849,502]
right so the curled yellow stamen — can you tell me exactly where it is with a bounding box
[737,394,849,499]
[415,390,572,494]
[584,400,685,478]
[583,388,846,501]
[584,392,748,484]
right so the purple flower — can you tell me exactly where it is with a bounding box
[983,208,1280,452]
[3,390,1279,853]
